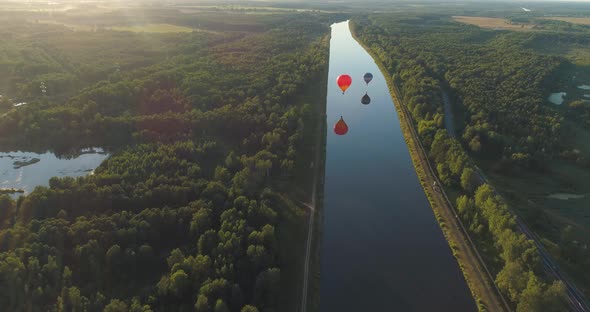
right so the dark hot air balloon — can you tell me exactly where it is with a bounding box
[361,93,371,105]
[333,116,348,135]
[363,73,373,85]
[337,75,352,94]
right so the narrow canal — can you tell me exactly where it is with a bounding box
[319,21,476,311]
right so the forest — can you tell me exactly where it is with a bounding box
[351,13,590,311]
[0,6,338,311]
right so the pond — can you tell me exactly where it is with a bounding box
[319,21,475,311]
[0,148,108,198]
[548,92,566,105]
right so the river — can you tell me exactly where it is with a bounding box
[319,21,476,311]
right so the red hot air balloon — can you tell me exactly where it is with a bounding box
[333,116,349,135]
[337,74,352,94]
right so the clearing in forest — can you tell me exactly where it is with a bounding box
[452,16,535,31]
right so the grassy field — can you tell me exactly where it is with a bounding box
[488,160,590,224]
[109,23,195,33]
[529,41,590,66]
[35,19,95,31]
[568,49,590,66]
[36,20,197,33]
[486,160,590,297]
[176,5,328,13]
[541,17,590,26]
[0,3,76,12]
[452,16,535,31]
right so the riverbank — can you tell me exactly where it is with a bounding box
[319,20,474,311]
[349,20,506,312]
[304,32,329,312]
[276,33,330,312]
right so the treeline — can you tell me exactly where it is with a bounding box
[352,15,568,311]
[457,185,566,311]
[509,17,590,33]
[0,14,204,103]
[0,12,334,311]
[0,167,285,311]
[0,144,289,311]
[353,15,565,170]
[0,13,329,153]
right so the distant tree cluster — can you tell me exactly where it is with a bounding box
[458,186,566,311]
[0,181,284,311]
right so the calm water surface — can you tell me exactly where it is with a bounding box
[319,21,476,311]
[0,148,108,197]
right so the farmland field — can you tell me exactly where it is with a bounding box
[452,16,535,31]
[35,21,198,33]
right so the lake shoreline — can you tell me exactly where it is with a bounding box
[13,157,40,169]
[0,188,24,195]
[0,149,109,198]
[349,20,505,312]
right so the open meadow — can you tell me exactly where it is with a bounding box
[452,16,536,31]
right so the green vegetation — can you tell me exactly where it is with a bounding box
[12,157,40,169]
[0,16,190,103]
[0,96,11,114]
[352,13,582,310]
[0,6,338,311]
[460,185,566,311]
[3,0,589,309]
[351,21,500,311]
[101,24,196,33]
[0,188,24,195]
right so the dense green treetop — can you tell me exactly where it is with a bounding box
[0,10,337,311]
